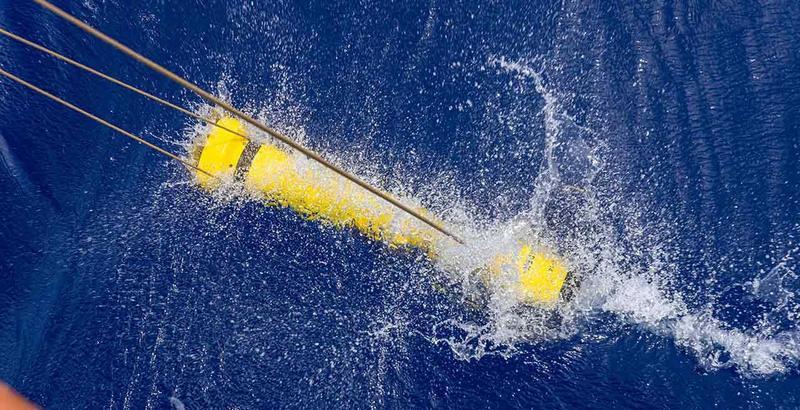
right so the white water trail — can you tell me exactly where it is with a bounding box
[480,57,800,378]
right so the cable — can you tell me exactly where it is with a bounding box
[0,27,250,148]
[0,67,214,177]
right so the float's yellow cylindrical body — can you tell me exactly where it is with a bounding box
[195,118,568,306]
[196,117,440,254]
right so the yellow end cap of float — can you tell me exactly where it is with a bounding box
[196,117,248,187]
[491,244,568,305]
[516,245,568,305]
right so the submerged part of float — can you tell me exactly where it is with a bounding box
[194,117,569,306]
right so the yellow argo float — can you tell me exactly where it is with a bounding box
[194,117,569,306]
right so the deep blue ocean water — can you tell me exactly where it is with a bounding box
[1,0,799,408]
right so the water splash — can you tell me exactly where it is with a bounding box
[179,57,800,379]
[483,57,800,378]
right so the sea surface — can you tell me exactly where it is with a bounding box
[1,0,799,408]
